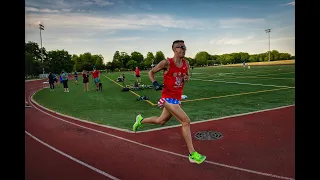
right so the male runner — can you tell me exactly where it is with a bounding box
[132,40,206,164]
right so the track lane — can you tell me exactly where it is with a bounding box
[25,79,294,180]
[25,133,114,180]
[26,105,285,180]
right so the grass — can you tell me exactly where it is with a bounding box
[223,60,295,67]
[33,64,295,131]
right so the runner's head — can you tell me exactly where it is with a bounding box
[172,40,186,58]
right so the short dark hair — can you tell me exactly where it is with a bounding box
[172,40,184,50]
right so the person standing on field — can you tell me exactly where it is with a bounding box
[134,66,141,84]
[61,70,69,92]
[91,66,100,91]
[82,70,89,92]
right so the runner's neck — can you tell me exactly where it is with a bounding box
[173,56,183,64]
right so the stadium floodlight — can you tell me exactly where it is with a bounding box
[265,29,271,61]
[39,23,45,74]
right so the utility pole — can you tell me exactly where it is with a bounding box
[39,23,45,74]
[265,29,271,61]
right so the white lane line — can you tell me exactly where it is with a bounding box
[25,131,120,180]
[29,88,294,134]
[135,104,295,133]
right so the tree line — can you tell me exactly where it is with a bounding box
[25,41,295,77]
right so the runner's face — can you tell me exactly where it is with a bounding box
[174,42,186,58]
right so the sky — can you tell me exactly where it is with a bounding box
[25,0,295,63]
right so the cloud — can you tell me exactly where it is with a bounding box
[220,18,264,24]
[25,11,209,61]
[83,0,114,6]
[24,1,295,61]
[209,36,255,45]
[226,4,252,9]
[105,37,142,42]
[25,7,59,13]
[25,0,115,12]
[25,12,207,32]
[76,9,92,12]
[281,1,295,6]
[26,0,70,9]
[253,36,295,43]
[54,37,92,43]
[140,4,152,10]
[219,18,265,29]
[62,9,72,12]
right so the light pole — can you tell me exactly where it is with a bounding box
[265,28,271,61]
[39,23,44,74]
[151,59,155,69]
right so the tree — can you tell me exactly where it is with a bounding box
[146,52,154,60]
[144,58,153,69]
[25,41,295,76]
[126,60,139,70]
[154,51,165,64]
[194,51,209,66]
[271,50,280,61]
[184,57,196,66]
[25,41,48,75]
[25,51,42,76]
[131,51,144,64]
[46,50,74,73]
[112,51,120,62]
[92,54,104,70]
[73,54,81,71]
[143,52,155,68]
[279,53,291,60]
[119,52,131,68]
[248,54,258,62]
[240,52,250,62]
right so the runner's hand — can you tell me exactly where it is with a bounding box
[183,73,189,82]
[152,81,162,90]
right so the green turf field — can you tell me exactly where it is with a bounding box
[33,64,295,131]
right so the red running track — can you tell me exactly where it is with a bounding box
[25,80,295,180]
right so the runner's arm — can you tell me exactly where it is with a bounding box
[148,59,169,83]
[184,60,191,81]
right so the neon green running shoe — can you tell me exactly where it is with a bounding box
[133,114,144,132]
[189,151,206,164]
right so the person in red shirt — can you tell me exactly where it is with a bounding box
[134,66,141,84]
[132,40,206,164]
[91,66,100,91]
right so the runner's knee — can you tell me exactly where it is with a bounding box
[181,117,190,126]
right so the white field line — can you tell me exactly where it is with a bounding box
[191,78,295,88]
